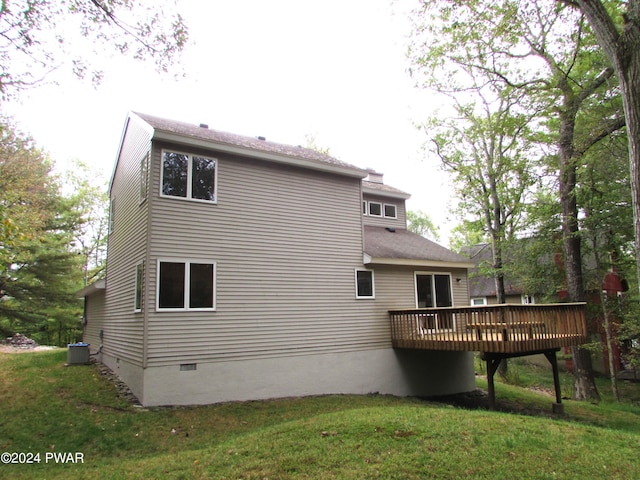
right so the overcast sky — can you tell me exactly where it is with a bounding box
[4,0,457,243]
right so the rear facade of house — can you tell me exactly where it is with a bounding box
[79,112,475,406]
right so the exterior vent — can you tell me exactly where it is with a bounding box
[199,123,209,129]
[257,136,266,141]
[386,227,396,232]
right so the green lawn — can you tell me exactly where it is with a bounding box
[1,349,640,479]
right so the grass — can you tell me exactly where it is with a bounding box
[1,349,640,479]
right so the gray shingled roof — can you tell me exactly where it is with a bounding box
[134,112,364,174]
[364,226,473,265]
[463,243,525,297]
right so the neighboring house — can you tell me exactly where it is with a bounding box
[77,112,476,407]
[465,243,537,306]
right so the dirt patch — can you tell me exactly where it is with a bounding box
[0,344,59,353]
[0,333,59,354]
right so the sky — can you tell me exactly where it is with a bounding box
[4,0,457,244]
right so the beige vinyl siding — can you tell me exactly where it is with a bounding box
[102,118,151,366]
[146,145,381,366]
[362,193,407,229]
[83,291,105,350]
[372,265,469,309]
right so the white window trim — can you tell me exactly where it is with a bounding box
[156,258,217,312]
[383,203,397,219]
[413,271,454,308]
[160,149,218,204]
[134,261,144,313]
[414,271,455,331]
[355,268,375,299]
[471,297,487,306]
[368,201,382,217]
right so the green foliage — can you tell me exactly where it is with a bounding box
[406,209,439,241]
[448,220,487,252]
[64,160,109,285]
[0,0,189,99]
[0,120,85,344]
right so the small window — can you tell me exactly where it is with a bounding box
[161,150,217,202]
[157,260,216,310]
[362,201,367,215]
[471,297,487,306]
[521,295,535,304]
[355,269,375,299]
[139,151,150,203]
[134,262,144,312]
[108,198,115,234]
[383,204,397,218]
[368,202,382,217]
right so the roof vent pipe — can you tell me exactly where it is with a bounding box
[199,123,209,129]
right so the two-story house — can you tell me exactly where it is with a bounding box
[78,112,476,406]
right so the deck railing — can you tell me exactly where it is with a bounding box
[389,303,587,353]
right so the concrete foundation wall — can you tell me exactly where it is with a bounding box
[140,348,476,407]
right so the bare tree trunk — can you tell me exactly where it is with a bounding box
[558,99,601,402]
[601,293,620,401]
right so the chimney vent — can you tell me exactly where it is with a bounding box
[366,169,384,184]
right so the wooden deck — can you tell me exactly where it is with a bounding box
[389,303,587,354]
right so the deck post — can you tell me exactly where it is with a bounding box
[482,353,502,411]
[544,349,564,414]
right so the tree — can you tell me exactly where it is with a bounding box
[428,88,538,304]
[64,161,109,286]
[566,1,640,299]
[0,0,189,99]
[408,0,628,400]
[407,210,440,241]
[0,120,84,344]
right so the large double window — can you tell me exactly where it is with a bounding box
[157,260,216,310]
[161,150,217,202]
[415,273,452,308]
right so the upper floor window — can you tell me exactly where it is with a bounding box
[161,150,217,202]
[363,200,397,219]
[139,151,150,203]
[368,201,382,217]
[384,204,397,218]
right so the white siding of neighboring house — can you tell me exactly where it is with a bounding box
[93,117,152,375]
